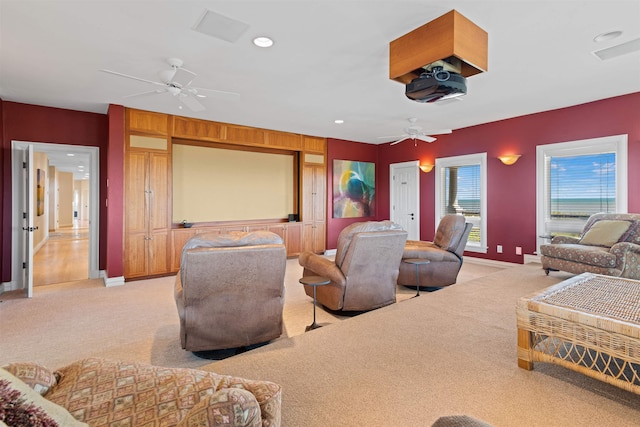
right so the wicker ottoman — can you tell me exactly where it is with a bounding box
[517,273,640,394]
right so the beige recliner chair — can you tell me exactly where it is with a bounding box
[398,214,472,290]
[298,220,408,312]
[175,230,286,352]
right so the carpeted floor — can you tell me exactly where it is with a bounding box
[1,259,639,426]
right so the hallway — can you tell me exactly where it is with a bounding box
[33,220,89,286]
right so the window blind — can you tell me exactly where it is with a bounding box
[440,164,481,244]
[547,152,616,221]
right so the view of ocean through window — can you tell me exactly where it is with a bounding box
[549,153,616,220]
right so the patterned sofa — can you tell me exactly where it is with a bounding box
[0,358,281,427]
[540,213,640,279]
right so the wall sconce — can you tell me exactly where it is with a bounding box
[419,164,434,173]
[498,154,521,165]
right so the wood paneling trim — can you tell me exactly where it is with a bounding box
[265,131,303,150]
[303,136,326,154]
[173,116,224,140]
[127,109,169,135]
[224,124,265,145]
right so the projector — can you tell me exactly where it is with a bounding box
[405,67,467,103]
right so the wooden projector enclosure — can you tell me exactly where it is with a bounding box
[389,10,488,85]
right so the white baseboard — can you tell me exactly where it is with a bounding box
[523,254,541,264]
[103,275,125,287]
[0,281,18,293]
[464,256,519,268]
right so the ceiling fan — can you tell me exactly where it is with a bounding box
[99,58,239,112]
[379,118,452,145]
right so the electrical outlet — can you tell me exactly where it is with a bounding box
[497,245,503,253]
[516,246,522,255]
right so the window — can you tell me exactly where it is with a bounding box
[435,153,487,253]
[536,134,628,251]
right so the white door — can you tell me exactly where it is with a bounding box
[21,145,35,297]
[390,161,420,240]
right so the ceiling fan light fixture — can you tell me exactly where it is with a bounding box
[167,86,181,96]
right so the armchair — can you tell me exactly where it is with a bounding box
[298,220,408,312]
[540,212,640,279]
[175,230,286,352]
[398,214,472,289]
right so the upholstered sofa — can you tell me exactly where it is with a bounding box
[540,212,640,279]
[175,230,286,352]
[398,214,472,289]
[298,220,407,312]
[1,358,282,427]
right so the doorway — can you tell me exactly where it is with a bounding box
[9,141,100,296]
[390,161,420,240]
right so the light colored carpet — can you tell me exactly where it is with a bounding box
[1,259,639,426]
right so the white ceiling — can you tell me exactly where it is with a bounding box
[1,1,639,148]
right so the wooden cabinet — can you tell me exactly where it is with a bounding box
[302,160,326,254]
[268,222,302,256]
[124,150,171,279]
[170,221,303,273]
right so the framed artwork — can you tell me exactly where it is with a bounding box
[36,168,45,216]
[333,160,375,218]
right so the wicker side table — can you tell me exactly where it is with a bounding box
[517,272,640,394]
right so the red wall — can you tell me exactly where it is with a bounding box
[105,105,125,278]
[327,92,640,263]
[0,101,110,282]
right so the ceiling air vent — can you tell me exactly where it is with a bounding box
[593,38,640,61]
[193,9,249,43]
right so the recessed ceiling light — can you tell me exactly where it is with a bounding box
[334,119,344,124]
[594,31,623,43]
[67,153,75,157]
[253,36,274,48]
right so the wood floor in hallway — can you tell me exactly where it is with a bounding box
[33,221,89,286]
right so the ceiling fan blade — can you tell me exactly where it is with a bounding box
[122,89,166,98]
[191,86,240,96]
[425,129,452,136]
[99,69,164,86]
[179,94,205,112]
[390,137,410,146]
[415,135,437,143]
[173,67,197,88]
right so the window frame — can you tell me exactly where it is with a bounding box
[535,134,628,253]
[435,152,487,253]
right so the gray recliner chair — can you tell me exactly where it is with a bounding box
[298,220,408,312]
[175,230,286,352]
[398,214,472,290]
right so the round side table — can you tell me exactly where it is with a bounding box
[402,258,430,298]
[299,275,330,331]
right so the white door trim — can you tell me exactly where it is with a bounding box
[5,141,100,293]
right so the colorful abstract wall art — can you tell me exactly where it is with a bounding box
[333,160,375,218]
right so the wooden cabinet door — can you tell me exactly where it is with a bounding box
[125,152,148,234]
[149,153,169,231]
[124,232,147,278]
[312,166,326,223]
[148,230,169,275]
[171,228,198,272]
[285,222,302,256]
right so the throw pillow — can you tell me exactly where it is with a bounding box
[579,220,631,247]
[0,368,88,427]
[2,362,57,396]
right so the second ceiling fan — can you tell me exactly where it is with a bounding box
[380,118,452,145]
